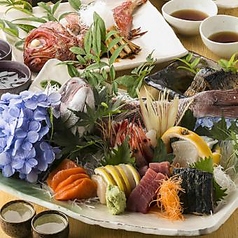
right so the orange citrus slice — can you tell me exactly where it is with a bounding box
[161,126,220,164]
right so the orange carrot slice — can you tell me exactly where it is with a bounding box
[50,167,87,191]
[47,159,78,187]
[54,178,97,201]
[54,173,89,193]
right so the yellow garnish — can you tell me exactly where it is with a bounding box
[161,126,220,164]
[104,165,125,193]
[94,167,116,186]
[138,87,180,138]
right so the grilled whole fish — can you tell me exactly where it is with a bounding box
[145,52,223,98]
[24,21,79,72]
[116,88,238,124]
[184,68,238,97]
[182,88,238,118]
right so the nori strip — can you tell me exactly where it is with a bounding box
[173,168,215,215]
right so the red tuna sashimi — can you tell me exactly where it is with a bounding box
[127,168,166,213]
[149,161,171,176]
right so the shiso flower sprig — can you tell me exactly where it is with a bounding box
[0,90,61,183]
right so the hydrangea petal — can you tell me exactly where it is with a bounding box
[0,152,11,166]
[2,164,15,177]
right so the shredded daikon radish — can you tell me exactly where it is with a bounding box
[79,0,115,28]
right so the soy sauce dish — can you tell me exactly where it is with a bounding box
[162,0,218,35]
[199,15,238,59]
[0,60,32,96]
[31,210,69,238]
[0,200,36,238]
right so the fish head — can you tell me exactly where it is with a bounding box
[60,77,95,112]
[59,77,95,133]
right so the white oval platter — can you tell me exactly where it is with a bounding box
[0,173,238,236]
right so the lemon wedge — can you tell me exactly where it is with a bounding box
[125,164,141,186]
[161,126,213,158]
[94,167,116,186]
[104,165,125,193]
[161,126,220,164]
[115,165,131,196]
[118,164,136,189]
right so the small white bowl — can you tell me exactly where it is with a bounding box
[162,0,218,35]
[200,15,238,59]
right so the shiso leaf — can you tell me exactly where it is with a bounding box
[103,137,135,166]
[152,138,174,163]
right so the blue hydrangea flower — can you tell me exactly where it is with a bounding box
[0,90,61,183]
[195,117,238,130]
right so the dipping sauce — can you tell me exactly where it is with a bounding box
[0,69,28,89]
[171,9,208,21]
[1,202,35,223]
[34,213,67,234]
[208,31,238,43]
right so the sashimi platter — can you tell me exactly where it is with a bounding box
[0,0,238,236]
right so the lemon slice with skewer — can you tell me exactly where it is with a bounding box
[161,126,220,164]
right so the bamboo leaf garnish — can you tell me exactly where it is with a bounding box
[218,52,238,72]
[175,52,201,75]
[68,0,81,11]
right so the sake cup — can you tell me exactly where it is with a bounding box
[31,210,69,238]
[0,200,36,238]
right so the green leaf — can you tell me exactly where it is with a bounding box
[103,137,135,166]
[208,116,230,140]
[16,23,35,33]
[52,0,61,15]
[84,28,93,54]
[152,138,174,163]
[191,157,213,173]
[106,36,122,51]
[218,52,238,72]
[12,16,47,24]
[109,44,125,65]
[179,109,196,131]
[67,64,80,77]
[14,40,24,50]
[76,54,87,65]
[68,0,81,11]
